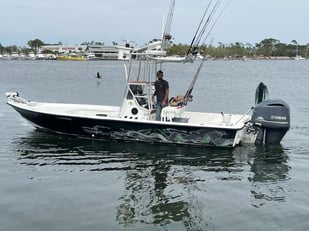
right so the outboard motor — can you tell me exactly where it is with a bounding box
[251,99,290,145]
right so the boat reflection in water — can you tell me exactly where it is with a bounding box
[245,145,290,208]
[13,130,290,229]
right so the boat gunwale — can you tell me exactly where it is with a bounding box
[7,99,247,130]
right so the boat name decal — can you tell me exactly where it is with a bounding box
[270,115,287,121]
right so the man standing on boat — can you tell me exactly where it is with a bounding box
[153,70,169,121]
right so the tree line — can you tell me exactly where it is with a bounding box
[168,38,308,58]
[1,38,308,58]
[0,39,46,55]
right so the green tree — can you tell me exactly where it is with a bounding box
[273,43,288,56]
[27,39,45,55]
[290,40,298,45]
[228,42,247,58]
[166,44,190,56]
[5,45,18,55]
[20,47,31,56]
[256,38,280,56]
[0,43,4,55]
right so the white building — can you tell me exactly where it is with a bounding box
[86,43,132,60]
[40,45,87,54]
[40,43,133,60]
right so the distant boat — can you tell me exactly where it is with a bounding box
[293,45,305,60]
[293,55,305,60]
[151,56,185,62]
[57,55,85,61]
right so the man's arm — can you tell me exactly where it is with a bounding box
[162,88,169,106]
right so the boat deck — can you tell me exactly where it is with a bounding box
[8,97,250,129]
[7,97,120,117]
[184,111,249,128]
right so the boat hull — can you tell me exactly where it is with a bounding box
[10,104,239,148]
[56,56,85,61]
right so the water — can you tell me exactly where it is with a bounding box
[1,60,309,231]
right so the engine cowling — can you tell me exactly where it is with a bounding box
[251,99,290,145]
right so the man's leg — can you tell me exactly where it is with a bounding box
[155,102,162,121]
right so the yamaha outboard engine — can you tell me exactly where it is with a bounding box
[251,99,290,145]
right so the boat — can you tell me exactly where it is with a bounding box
[293,55,305,60]
[5,1,290,148]
[293,44,305,60]
[5,78,290,148]
[57,55,85,61]
[151,56,185,62]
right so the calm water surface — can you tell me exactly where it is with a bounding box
[0,60,309,231]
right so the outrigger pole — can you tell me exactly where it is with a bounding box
[162,0,175,50]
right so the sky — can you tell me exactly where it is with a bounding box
[1,0,308,47]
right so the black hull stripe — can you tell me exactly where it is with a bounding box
[12,105,238,147]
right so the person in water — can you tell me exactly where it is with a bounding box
[96,72,101,78]
[152,70,169,121]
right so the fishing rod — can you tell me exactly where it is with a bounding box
[185,0,213,57]
[183,1,229,102]
[194,0,222,47]
[183,38,214,102]
[183,53,207,101]
[200,1,230,46]
[184,0,225,63]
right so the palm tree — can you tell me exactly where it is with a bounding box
[27,39,45,55]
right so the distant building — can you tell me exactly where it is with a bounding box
[40,45,87,54]
[86,43,132,60]
[40,42,133,60]
[39,40,169,60]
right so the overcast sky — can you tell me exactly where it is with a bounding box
[1,0,308,47]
